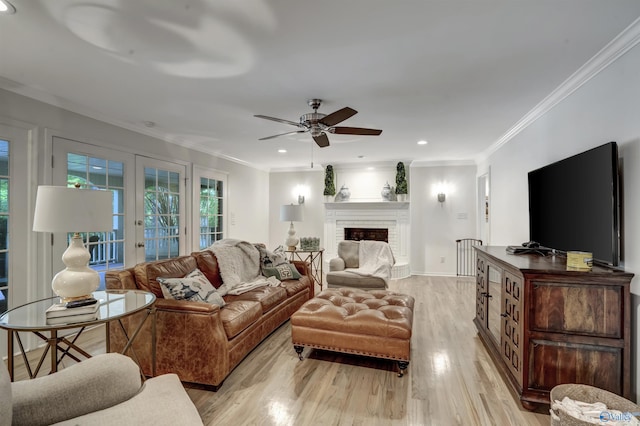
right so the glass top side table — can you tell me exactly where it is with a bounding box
[285,248,324,294]
[0,289,155,380]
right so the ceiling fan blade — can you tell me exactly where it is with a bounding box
[259,129,309,141]
[319,107,357,126]
[254,114,303,128]
[313,132,330,148]
[329,127,383,136]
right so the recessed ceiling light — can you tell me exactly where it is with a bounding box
[278,149,287,153]
[417,140,428,145]
[367,167,374,170]
[0,1,16,14]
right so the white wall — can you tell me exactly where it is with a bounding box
[267,169,324,250]
[477,41,640,402]
[409,165,477,275]
[333,165,399,201]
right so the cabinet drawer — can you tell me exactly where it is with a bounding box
[528,339,623,395]
[530,282,623,338]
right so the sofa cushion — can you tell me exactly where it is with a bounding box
[280,276,312,297]
[190,250,224,289]
[338,241,360,269]
[224,286,287,313]
[326,270,387,290]
[262,264,302,281]
[220,301,262,339]
[157,268,225,307]
[134,256,198,298]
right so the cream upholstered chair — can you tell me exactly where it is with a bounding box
[1,353,203,426]
[326,240,394,290]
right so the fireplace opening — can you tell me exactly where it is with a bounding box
[344,228,388,243]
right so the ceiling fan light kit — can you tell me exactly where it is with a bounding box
[255,99,382,148]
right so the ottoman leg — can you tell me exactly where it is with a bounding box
[294,345,304,361]
[397,361,409,377]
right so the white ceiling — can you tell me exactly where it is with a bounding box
[2,1,640,171]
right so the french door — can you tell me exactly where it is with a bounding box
[135,157,186,263]
[53,140,188,273]
[52,137,136,289]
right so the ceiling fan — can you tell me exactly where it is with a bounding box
[254,99,382,148]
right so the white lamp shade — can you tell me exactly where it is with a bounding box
[280,204,302,222]
[33,186,113,233]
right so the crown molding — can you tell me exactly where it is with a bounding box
[477,16,640,163]
[410,159,475,168]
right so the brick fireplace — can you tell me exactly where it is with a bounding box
[324,201,410,278]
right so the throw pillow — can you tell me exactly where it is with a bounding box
[262,264,302,281]
[255,244,289,268]
[157,268,226,307]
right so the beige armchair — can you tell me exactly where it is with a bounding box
[326,240,395,290]
[1,353,203,426]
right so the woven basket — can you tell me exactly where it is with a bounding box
[550,384,639,426]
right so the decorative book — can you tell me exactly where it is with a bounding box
[45,299,100,319]
[46,311,99,325]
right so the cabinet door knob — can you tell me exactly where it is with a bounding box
[501,312,509,317]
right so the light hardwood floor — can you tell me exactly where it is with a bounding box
[6,276,551,425]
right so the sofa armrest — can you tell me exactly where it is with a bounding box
[57,374,203,426]
[152,300,229,387]
[329,257,346,271]
[11,354,141,426]
[291,260,310,277]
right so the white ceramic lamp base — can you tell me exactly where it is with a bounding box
[52,234,100,301]
[285,222,299,251]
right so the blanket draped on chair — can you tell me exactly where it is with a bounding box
[209,239,279,295]
[345,240,395,285]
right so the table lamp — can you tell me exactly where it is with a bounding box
[33,185,113,301]
[280,204,302,251]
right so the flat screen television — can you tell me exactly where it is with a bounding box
[528,141,620,266]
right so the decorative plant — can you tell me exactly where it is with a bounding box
[323,165,336,196]
[395,162,408,194]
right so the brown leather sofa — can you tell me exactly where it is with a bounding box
[105,248,312,390]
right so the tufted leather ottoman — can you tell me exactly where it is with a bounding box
[290,288,414,376]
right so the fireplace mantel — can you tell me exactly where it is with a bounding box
[324,201,409,210]
[324,201,410,279]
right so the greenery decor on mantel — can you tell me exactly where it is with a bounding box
[395,161,408,201]
[323,165,336,201]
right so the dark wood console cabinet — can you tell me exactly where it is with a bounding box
[474,246,633,409]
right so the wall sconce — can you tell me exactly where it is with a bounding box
[293,184,308,205]
[437,192,446,203]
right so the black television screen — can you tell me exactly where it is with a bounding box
[528,141,620,266]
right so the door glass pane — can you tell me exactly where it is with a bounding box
[199,176,224,249]
[144,167,180,261]
[67,153,124,289]
[0,140,8,314]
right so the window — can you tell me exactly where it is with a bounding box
[143,167,182,261]
[199,176,224,249]
[66,153,123,289]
